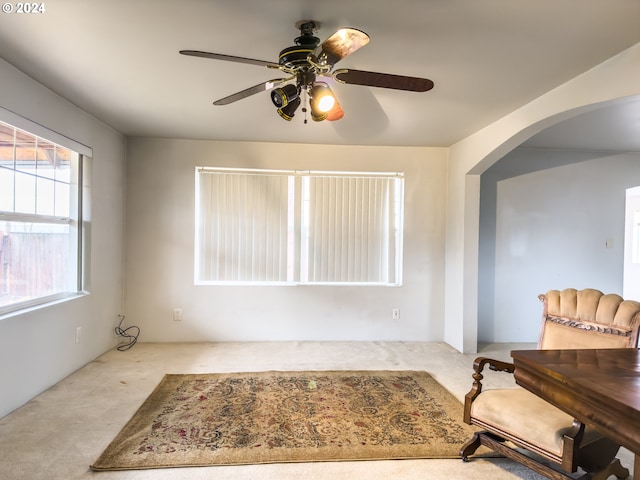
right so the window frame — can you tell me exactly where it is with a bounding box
[194,167,404,286]
[0,108,91,317]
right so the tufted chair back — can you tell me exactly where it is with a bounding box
[538,288,640,349]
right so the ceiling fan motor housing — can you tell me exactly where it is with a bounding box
[278,45,315,69]
[180,19,434,121]
[278,21,320,70]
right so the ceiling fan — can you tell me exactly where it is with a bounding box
[180,20,434,122]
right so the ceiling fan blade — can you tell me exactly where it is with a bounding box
[334,69,434,92]
[180,50,281,69]
[213,78,291,106]
[311,28,370,67]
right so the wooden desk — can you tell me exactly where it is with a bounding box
[511,348,640,476]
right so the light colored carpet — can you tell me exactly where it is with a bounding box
[0,342,634,479]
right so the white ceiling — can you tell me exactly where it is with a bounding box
[0,0,639,149]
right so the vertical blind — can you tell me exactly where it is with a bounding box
[196,170,291,282]
[195,167,403,285]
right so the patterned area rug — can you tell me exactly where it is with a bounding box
[91,370,482,470]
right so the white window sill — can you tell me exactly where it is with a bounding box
[0,292,89,321]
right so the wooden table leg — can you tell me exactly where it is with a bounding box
[635,454,640,479]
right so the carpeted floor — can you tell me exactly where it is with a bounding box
[0,342,635,479]
[92,370,488,470]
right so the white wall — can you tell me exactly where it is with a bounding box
[478,149,640,342]
[124,138,447,342]
[0,59,127,418]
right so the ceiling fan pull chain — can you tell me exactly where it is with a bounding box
[302,91,309,124]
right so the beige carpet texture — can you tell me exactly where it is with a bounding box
[1,342,635,479]
[92,370,485,470]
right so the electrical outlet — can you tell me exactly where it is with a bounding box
[173,308,183,321]
[75,326,82,344]
[392,308,400,320]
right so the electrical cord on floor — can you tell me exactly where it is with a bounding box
[114,314,140,351]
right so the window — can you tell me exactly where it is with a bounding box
[0,119,85,313]
[195,167,404,285]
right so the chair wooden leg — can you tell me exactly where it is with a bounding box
[460,432,483,461]
[465,432,590,480]
[462,430,629,480]
[588,458,629,480]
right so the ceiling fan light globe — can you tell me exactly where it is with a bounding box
[309,83,337,118]
[310,110,328,122]
[276,96,301,121]
[326,102,344,121]
[271,84,298,108]
[317,95,335,113]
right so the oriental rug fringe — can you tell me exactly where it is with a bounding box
[92,370,484,471]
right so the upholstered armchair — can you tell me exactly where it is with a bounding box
[460,288,640,480]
